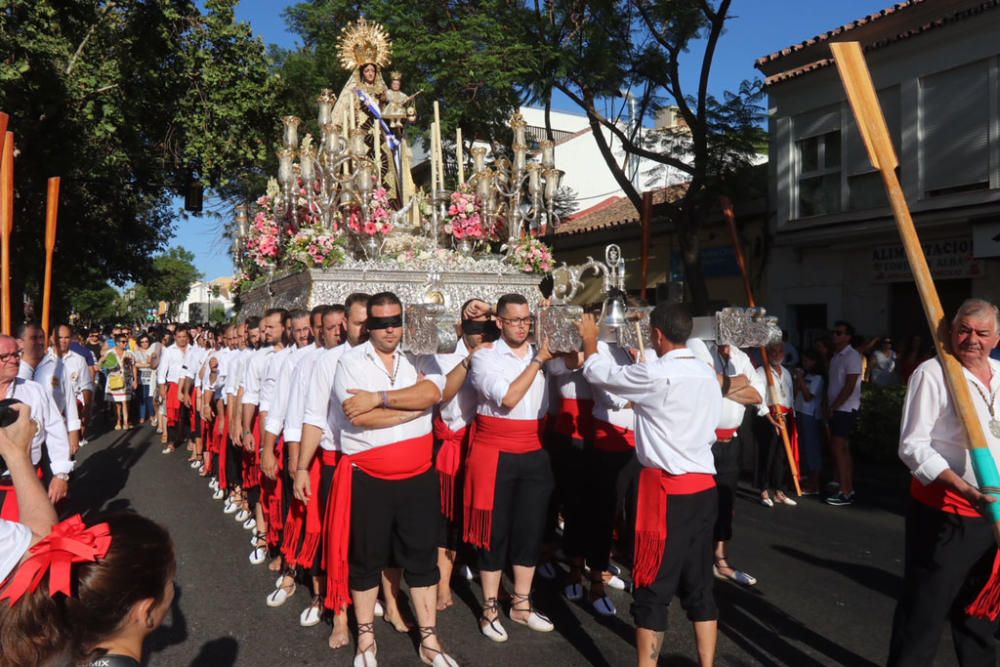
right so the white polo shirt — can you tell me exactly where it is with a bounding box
[469,338,548,420]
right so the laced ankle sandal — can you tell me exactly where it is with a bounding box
[509,592,554,632]
[353,622,377,667]
[479,597,508,643]
[418,626,458,667]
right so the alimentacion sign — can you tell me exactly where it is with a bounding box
[872,237,982,283]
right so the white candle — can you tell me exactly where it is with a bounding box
[433,101,443,192]
[430,122,438,198]
[374,121,381,184]
[456,127,464,186]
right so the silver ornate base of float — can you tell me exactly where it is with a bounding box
[239,258,543,316]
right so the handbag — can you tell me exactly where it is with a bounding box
[108,374,126,391]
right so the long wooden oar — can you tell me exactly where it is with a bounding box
[0,129,13,335]
[41,177,60,337]
[721,196,801,496]
[831,40,1000,617]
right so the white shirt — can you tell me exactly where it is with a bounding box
[795,373,824,417]
[590,341,654,432]
[828,345,863,412]
[157,344,192,385]
[224,348,250,397]
[899,358,1000,487]
[241,347,275,406]
[756,364,794,415]
[469,338,548,420]
[0,519,31,583]
[264,344,312,437]
[436,343,477,432]
[61,350,95,397]
[3,378,73,476]
[259,346,292,413]
[18,351,80,432]
[546,356,593,414]
[284,344,327,445]
[184,345,209,386]
[303,343,355,450]
[703,344,762,430]
[584,348,721,474]
[333,341,444,456]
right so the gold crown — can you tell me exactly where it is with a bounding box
[338,18,392,71]
[390,71,402,81]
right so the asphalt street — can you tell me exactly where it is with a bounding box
[64,425,959,667]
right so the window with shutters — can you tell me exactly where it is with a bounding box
[792,106,842,218]
[846,87,901,210]
[920,60,990,196]
[796,131,841,217]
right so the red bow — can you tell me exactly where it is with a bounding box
[0,514,111,606]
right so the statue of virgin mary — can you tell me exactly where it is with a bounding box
[332,18,401,203]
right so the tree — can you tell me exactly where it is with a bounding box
[66,283,119,325]
[516,0,764,312]
[0,0,277,322]
[146,247,201,319]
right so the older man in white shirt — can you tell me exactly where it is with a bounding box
[17,323,81,456]
[889,299,1000,666]
[581,303,722,667]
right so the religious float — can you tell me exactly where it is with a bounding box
[235,18,564,340]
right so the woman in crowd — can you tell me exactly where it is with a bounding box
[0,512,176,667]
[132,334,158,426]
[101,333,135,430]
[868,337,898,386]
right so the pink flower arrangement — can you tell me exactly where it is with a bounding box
[505,237,554,274]
[286,225,346,269]
[443,187,484,242]
[347,186,394,237]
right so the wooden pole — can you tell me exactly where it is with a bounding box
[831,41,1000,538]
[721,195,801,496]
[0,113,8,153]
[640,190,653,302]
[42,177,60,337]
[0,131,13,335]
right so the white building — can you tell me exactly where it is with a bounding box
[756,0,1000,346]
[177,278,234,323]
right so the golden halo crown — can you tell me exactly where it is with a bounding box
[338,18,393,71]
[390,71,402,81]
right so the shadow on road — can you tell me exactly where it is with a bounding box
[717,582,879,666]
[143,585,188,666]
[772,545,901,599]
[63,428,154,519]
[188,637,239,667]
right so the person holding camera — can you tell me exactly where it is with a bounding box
[0,401,58,584]
[0,335,73,512]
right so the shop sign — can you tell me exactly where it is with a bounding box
[872,237,982,283]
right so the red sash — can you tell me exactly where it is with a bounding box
[910,478,981,518]
[285,449,341,567]
[593,418,635,453]
[463,415,545,549]
[262,438,285,547]
[714,427,738,442]
[242,416,262,489]
[215,413,230,490]
[324,434,434,611]
[166,382,181,427]
[434,415,469,521]
[633,468,716,588]
[774,406,800,477]
[189,388,198,432]
[549,397,595,442]
[0,468,44,522]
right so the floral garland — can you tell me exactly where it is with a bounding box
[503,236,554,273]
[245,190,284,271]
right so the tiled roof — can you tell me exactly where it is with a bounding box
[554,184,688,236]
[755,0,1000,85]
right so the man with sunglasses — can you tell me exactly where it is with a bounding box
[826,320,862,506]
[465,293,556,642]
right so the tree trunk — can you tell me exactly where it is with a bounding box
[676,206,711,315]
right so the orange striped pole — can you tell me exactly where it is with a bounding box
[42,177,60,337]
[0,130,13,334]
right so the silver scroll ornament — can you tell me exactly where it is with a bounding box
[691,307,782,349]
[402,304,459,355]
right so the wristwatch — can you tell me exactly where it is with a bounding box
[54,473,70,481]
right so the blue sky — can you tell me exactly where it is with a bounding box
[174,0,895,280]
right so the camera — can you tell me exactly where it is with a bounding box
[0,398,24,477]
